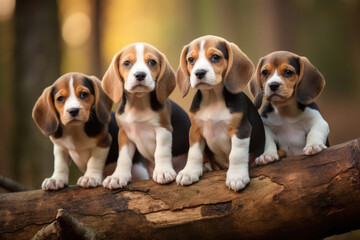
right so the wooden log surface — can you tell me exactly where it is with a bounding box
[0,138,359,240]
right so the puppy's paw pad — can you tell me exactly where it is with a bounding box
[303,144,326,155]
[226,170,250,192]
[102,174,131,189]
[42,178,68,191]
[176,167,203,186]
[77,176,102,188]
[153,167,176,184]
[254,153,279,166]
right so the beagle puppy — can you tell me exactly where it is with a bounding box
[32,72,148,190]
[101,43,190,189]
[249,51,330,165]
[176,35,265,191]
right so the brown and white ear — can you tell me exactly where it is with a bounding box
[32,86,59,136]
[224,42,255,94]
[101,52,124,103]
[156,53,176,104]
[89,76,113,124]
[248,57,265,109]
[296,56,325,105]
[176,45,191,98]
[248,74,263,110]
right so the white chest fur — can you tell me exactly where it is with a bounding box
[195,101,232,167]
[50,125,97,172]
[263,108,317,156]
[117,107,159,162]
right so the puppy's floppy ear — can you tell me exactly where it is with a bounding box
[88,76,113,124]
[296,56,325,105]
[176,45,191,97]
[156,53,176,104]
[32,86,59,136]
[224,42,255,94]
[102,51,124,103]
[248,57,265,109]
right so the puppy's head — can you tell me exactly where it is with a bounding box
[249,51,325,107]
[177,35,254,97]
[102,43,176,104]
[32,73,113,136]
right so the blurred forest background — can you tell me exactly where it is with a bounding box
[0,0,359,194]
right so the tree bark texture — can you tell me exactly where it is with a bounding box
[0,138,359,240]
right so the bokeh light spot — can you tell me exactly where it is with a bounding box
[61,12,91,47]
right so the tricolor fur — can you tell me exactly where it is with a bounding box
[249,51,330,165]
[32,73,146,190]
[176,35,265,191]
[101,43,190,189]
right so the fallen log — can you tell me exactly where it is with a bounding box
[0,138,359,240]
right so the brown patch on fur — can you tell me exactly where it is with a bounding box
[188,112,203,147]
[228,113,243,137]
[96,131,112,148]
[158,99,173,132]
[277,149,287,158]
[118,128,129,149]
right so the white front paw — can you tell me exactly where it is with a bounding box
[102,172,131,189]
[77,175,102,188]
[226,168,250,192]
[176,165,203,186]
[254,152,279,166]
[152,166,176,184]
[303,143,326,155]
[42,177,68,191]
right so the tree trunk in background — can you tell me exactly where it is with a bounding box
[90,0,102,77]
[0,15,15,191]
[13,0,60,188]
[255,0,296,53]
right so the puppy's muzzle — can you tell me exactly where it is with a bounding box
[195,69,207,80]
[269,82,280,92]
[69,108,80,117]
[135,71,146,81]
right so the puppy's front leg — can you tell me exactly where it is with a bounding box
[103,129,135,189]
[176,123,205,186]
[303,111,330,155]
[226,135,250,191]
[42,144,70,190]
[77,146,109,188]
[152,127,176,184]
[254,124,279,165]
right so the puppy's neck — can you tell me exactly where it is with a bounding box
[199,84,224,106]
[125,91,151,111]
[271,96,302,117]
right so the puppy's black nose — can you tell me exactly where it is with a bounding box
[135,71,146,81]
[195,69,207,79]
[269,82,280,92]
[69,108,79,117]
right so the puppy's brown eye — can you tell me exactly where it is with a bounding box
[211,54,221,63]
[57,96,65,103]
[188,57,195,65]
[148,59,157,67]
[262,70,269,77]
[123,61,132,68]
[80,92,89,100]
[284,70,293,77]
